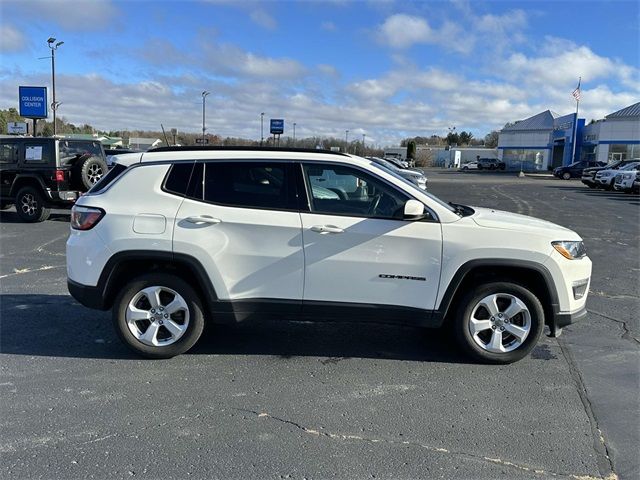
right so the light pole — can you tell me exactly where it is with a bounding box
[362,133,366,155]
[345,129,349,153]
[260,112,265,146]
[201,91,209,144]
[47,37,64,136]
[293,122,296,145]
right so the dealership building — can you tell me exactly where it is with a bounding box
[497,102,639,170]
[580,102,640,163]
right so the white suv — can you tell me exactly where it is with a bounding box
[67,147,591,363]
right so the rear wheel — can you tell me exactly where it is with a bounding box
[454,282,544,364]
[112,273,205,358]
[14,186,50,223]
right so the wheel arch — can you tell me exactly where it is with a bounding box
[10,175,48,197]
[98,251,218,312]
[434,259,559,330]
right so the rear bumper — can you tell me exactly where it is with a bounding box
[68,278,108,310]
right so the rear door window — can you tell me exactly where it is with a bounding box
[0,142,18,164]
[190,161,298,211]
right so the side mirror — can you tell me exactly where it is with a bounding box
[403,199,426,220]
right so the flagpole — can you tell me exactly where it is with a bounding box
[571,77,581,163]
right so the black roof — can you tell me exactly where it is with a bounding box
[148,145,348,156]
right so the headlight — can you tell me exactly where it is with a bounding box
[552,241,586,260]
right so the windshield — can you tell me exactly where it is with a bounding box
[371,157,401,172]
[369,161,458,214]
[620,162,640,171]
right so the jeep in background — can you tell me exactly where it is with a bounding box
[0,137,108,222]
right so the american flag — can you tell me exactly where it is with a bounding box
[572,78,581,102]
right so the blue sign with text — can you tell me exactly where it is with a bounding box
[19,86,48,119]
[270,118,284,134]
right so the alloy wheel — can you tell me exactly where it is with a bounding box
[468,293,531,353]
[20,193,37,216]
[87,164,104,184]
[125,286,190,347]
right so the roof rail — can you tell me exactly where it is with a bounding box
[148,145,349,156]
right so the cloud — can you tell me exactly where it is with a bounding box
[379,14,433,49]
[6,0,118,31]
[250,10,277,30]
[321,21,337,31]
[0,24,28,53]
[378,14,473,53]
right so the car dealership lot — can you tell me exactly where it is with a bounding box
[1,172,638,479]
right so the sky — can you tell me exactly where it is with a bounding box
[0,0,638,147]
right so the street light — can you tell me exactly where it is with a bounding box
[345,129,349,153]
[293,122,296,145]
[201,91,210,144]
[47,37,64,136]
[260,112,265,146]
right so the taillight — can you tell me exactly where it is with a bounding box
[55,170,65,182]
[71,206,104,230]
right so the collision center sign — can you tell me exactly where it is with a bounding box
[19,86,48,119]
[270,119,284,135]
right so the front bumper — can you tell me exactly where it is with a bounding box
[549,306,588,337]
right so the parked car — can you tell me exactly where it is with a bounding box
[581,159,638,188]
[460,158,503,171]
[0,137,108,222]
[594,161,640,190]
[367,157,427,189]
[633,172,640,194]
[553,160,604,180]
[67,146,591,364]
[613,169,640,192]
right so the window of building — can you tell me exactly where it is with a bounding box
[608,144,640,162]
[303,164,409,219]
[501,149,547,171]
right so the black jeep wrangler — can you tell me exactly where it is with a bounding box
[0,137,108,222]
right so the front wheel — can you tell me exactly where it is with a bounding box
[112,273,206,358]
[562,172,571,180]
[454,282,544,364]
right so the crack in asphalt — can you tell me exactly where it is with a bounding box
[588,310,640,345]
[589,290,640,301]
[237,408,614,480]
[557,338,618,479]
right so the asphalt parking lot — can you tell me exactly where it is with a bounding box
[1,171,638,480]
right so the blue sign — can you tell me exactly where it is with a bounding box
[19,86,48,119]
[270,118,284,135]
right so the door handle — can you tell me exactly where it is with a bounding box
[310,224,344,234]
[185,215,221,225]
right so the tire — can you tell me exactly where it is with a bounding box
[112,273,206,359]
[74,156,108,190]
[462,166,468,171]
[14,186,51,223]
[604,180,614,191]
[562,172,571,180]
[477,164,483,170]
[454,282,544,364]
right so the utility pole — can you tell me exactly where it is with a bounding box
[202,91,209,143]
[345,129,349,153]
[362,133,366,156]
[293,122,296,145]
[260,112,264,146]
[47,37,64,136]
